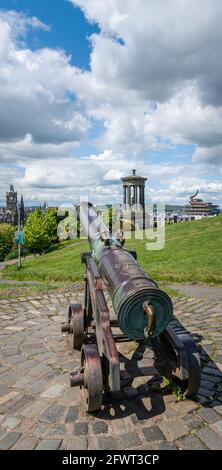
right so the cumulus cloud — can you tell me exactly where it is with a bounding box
[0,10,50,39]
[193,146,222,166]
[0,13,88,146]
[0,134,78,163]
[20,158,100,188]
[72,0,222,105]
[0,3,222,205]
[85,148,117,161]
[103,169,125,181]
[70,0,222,172]
[144,87,222,149]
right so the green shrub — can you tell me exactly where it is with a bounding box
[0,224,14,261]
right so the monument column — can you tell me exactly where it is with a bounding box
[139,185,143,207]
[127,186,131,206]
[133,186,136,205]
[134,186,137,204]
[123,186,127,204]
[141,185,145,209]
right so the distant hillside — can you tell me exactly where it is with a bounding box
[165,204,185,213]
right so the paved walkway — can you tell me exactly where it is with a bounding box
[0,259,19,272]
[0,280,43,286]
[0,289,222,450]
[168,284,222,300]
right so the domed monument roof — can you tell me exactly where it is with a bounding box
[121,169,147,182]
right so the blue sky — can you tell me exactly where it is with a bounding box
[0,0,221,206]
[0,0,99,69]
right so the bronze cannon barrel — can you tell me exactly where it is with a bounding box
[77,202,173,339]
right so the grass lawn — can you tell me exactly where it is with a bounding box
[2,240,88,282]
[2,216,222,287]
[126,215,222,285]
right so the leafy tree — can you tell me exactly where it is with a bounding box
[101,207,116,233]
[24,209,51,254]
[0,224,14,261]
[45,208,58,244]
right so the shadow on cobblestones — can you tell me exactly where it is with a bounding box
[91,320,222,422]
[91,342,169,421]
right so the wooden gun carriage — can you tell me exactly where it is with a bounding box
[61,203,201,412]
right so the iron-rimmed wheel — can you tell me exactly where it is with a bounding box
[68,303,84,351]
[81,344,103,412]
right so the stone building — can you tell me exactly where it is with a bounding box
[0,185,45,226]
[0,185,18,226]
[121,169,148,229]
[122,169,147,209]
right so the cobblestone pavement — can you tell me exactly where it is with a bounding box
[0,287,222,450]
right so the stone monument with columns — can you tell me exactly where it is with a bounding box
[122,169,147,209]
[121,170,147,230]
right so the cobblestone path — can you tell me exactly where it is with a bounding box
[0,288,222,450]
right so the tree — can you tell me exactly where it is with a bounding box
[0,224,14,261]
[24,209,51,254]
[45,208,58,245]
[101,207,116,233]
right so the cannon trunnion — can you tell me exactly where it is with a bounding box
[61,203,201,412]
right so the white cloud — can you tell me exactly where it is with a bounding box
[0,10,50,39]
[20,157,101,189]
[193,146,222,166]
[0,14,88,146]
[144,87,222,148]
[0,20,11,61]
[0,4,221,206]
[72,0,222,105]
[85,148,117,161]
[70,0,222,173]
[0,134,79,163]
[103,169,125,181]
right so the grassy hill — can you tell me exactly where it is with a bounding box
[2,216,222,286]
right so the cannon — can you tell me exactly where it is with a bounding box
[61,202,201,412]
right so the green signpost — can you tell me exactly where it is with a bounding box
[15,231,25,245]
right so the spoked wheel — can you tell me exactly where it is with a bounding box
[81,344,103,412]
[68,303,84,351]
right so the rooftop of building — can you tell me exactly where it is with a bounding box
[121,169,147,182]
